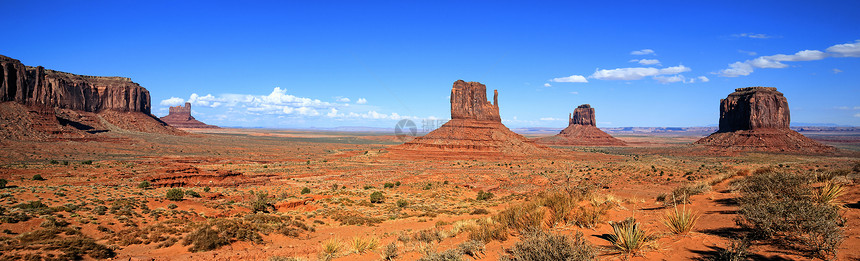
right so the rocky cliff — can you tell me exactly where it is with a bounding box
[536,104,625,146]
[390,80,549,157]
[1,55,150,113]
[696,87,831,153]
[0,54,181,140]
[160,102,218,128]
[450,80,501,122]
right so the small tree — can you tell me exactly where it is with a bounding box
[252,193,274,213]
[370,191,385,203]
[166,188,185,201]
[138,181,151,189]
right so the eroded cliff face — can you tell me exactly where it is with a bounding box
[570,104,596,126]
[718,87,789,132]
[450,80,501,122]
[1,55,150,113]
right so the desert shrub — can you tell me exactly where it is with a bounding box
[269,256,303,261]
[664,182,710,205]
[81,160,93,165]
[0,179,7,188]
[495,202,545,233]
[707,238,750,261]
[183,226,228,252]
[396,199,408,207]
[370,191,385,203]
[418,249,464,261]
[186,190,201,198]
[467,218,508,243]
[166,188,184,201]
[476,190,494,200]
[92,205,108,215]
[251,193,274,213]
[736,169,843,258]
[203,186,211,192]
[167,203,178,209]
[137,181,150,189]
[319,238,342,261]
[382,242,398,260]
[332,211,384,226]
[350,236,379,253]
[46,236,116,259]
[470,208,489,215]
[413,228,445,243]
[457,240,486,258]
[607,218,653,257]
[501,230,595,261]
[662,205,699,234]
[395,181,402,186]
[574,200,613,229]
[32,174,46,181]
[383,182,395,188]
[300,187,311,194]
[539,191,577,226]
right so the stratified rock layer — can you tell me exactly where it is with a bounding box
[0,54,181,140]
[159,102,218,128]
[535,104,626,146]
[390,80,548,156]
[695,87,831,153]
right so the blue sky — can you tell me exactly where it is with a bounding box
[2,1,859,128]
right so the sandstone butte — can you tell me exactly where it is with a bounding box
[159,102,218,129]
[389,80,549,156]
[695,87,832,153]
[535,104,626,146]
[0,54,182,140]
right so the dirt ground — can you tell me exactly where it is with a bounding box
[0,128,858,260]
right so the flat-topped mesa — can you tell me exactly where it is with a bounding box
[718,86,789,132]
[0,55,150,113]
[570,104,596,126]
[160,102,218,128]
[168,102,193,119]
[450,80,501,122]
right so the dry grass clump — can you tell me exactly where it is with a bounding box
[349,236,379,253]
[501,230,595,261]
[606,218,654,257]
[814,182,845,209]
[662,205,700,234]
[495,202,546,233]
[413,228,447,243]
[467,218,508,243]
[319,238,342,261]
[573,199,614,229]
[737,169,844,259]
[0,227,115,260]
[661,182,710,205]
[539,191,578,227]
[382,242,398,260]
[707,238,750,261]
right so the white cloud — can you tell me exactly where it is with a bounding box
[159,97,185,106]
[543,83,552,87]
[653,75,686,84]
[356,98,368,104]
[718,40,860,77]
[825,40,860,57]
[738,50,757,56]
[189,93,222,108]
[733,33,774,39]
[550,75,588,83]
[539,117,563,121]
[326,108,338,117]
[336,97,350,102]
[629,59,661,65]
[570,91,579,95]
[855,113,860,118]
[697,76,710,82]
[590,65,691,81]
[833,68,843,74]
[630,49,655,55]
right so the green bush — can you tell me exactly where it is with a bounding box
[0,179,7,188]
[167,203,178,209]
[395,181,401,186]
[396,199,408,208]
[32,174,46,181]
[252,193,274,213]
[166,188,185,201]
[81,160,93,165]
[370,191,384,203]
[383,182,395,188]
[186,190,201,198]
[301,187,311,194]
[737,169,843,258]
[501,230,595,261]
[137,181,150,189]
[476,190,494,201]
[203,187,211,192]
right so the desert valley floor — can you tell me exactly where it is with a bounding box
[0,128,858,260]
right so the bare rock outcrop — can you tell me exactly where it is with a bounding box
[159,102,218,128]
[390,80,549,157]
[695,87,831,153]
[535,104,625,146]
[0,54,181,140]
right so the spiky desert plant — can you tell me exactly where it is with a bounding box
[815,182,844,209]
[319,238,342,261]
[350,236,379,253]
[662,205,699,234]
[607,218,653,257]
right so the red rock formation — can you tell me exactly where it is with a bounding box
[0,54,182,140]
[695,87,831,153]
[389,80,549,156]
[159,102,218,128]
[535,104,626,146]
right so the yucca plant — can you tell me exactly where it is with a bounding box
[607,218,653,257]
[662,205,700,234]
[350,236,379,253]
[815,182,844,209]
[319,238,342,261]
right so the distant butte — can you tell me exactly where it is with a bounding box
[389,80,549,156]
[695,87,832,153]
[160,102,218,129]
[535,104,626,146]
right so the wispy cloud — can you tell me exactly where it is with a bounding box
[718,40,860,77]
[591,65,691,81]
[630,49,655,55]
[738,50,757,56]
[543,83,552,87]
[733,33,775,39]
[356,98,368,104]
[549,75,588,83]
[159,97,185,106]
[833,68,843,74]
[629,59,661,65]
[335,97,350,102]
